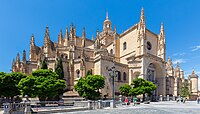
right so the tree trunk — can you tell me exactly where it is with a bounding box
[143,94,145,102]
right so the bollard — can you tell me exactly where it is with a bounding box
[167,95,169,101]
[3,103,10,114]
[173,95,175,101]
[88,100,92,110]
[98,100,102,109]
[110,100,115,108]
[25,103,31,114]
[160,95,163,101]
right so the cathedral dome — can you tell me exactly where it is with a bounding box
[189,69,198,78]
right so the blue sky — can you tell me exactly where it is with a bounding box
[1,0,200,80]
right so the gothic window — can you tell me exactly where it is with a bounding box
[76,69,80,78]
[123,42,127,50]
[117,71,121,81]
[147,63,155,82]
[147,41,152,50]
[110,49,113,54]
[123,72,126,81]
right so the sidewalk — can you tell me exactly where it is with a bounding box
[32,106,89,113]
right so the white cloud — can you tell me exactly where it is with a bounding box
[172,52,186,56]
[172,58,186,64]
[191,45,200,51]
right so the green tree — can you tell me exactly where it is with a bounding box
[55,58,64,79]
[119,84,131,97]
[129,78,156,99]
[181,81,190,97]
[41,58,48,69]
[0,72,26,100]
[18,69,66,101]
[74,75,105,100]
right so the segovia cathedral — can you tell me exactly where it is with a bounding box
[12,8,199,100]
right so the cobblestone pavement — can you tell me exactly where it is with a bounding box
[57,101,200,114]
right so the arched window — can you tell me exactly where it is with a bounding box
[76,69,80,78]
[123,72,126,81]
[110,49,113,54]
[117,71,121,81]
[123,42,127,50]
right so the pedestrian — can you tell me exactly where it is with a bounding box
[197,96,200,104]
[125,97,128,105]
[183,97,186,103]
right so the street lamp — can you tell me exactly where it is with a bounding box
[108,66,116,108]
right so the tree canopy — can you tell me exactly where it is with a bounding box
[119,84,131,97]
[55,58,64,79]
[129,78,156,97]
[119,78,156,97]
[18,69,66,101]
[181,81,190,97]
[74,75,105,100]
[0,72,26,97]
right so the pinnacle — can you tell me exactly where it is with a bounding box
[106,11,109,19]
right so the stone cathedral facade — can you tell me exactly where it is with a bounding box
[12,8,198,99]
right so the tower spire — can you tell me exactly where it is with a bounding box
[192,68,195,74]
[22,50,26,63]
[96,29,99,38]
[140,7,145,25]
[45,26,50,40]
[64,27,69,46]
[106,11,109,20]
[92,35,94,41]
[70,23,74,40]
[16,53,20,63]
[82,27,86,39]
[65,27,69,39]
[160,22,164,34]
[114,25,117,33]
[58,29,63,45]
[44,26,50,45]
[81,27,86,48]
[30,34,35,45]
[103,11,112,30]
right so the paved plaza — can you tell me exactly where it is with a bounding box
[58,101,200,114]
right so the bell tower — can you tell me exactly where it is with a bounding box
[103,11,112,31]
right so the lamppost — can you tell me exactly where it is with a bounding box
[108,66,116,108]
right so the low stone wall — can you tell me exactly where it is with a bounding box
[74,101,88,107]
[3,103,31,114]
[74,100,111,110]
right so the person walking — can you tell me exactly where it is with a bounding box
[197,96,200,104]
